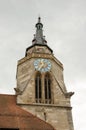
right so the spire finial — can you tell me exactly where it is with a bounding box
[38,16,41,23]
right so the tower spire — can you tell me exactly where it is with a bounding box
[32,17,47,45]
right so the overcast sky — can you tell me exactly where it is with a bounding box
[0,0,86,130]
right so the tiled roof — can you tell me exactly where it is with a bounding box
[0,94,55,130]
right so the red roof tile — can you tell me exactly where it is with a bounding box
[0,94,55,130]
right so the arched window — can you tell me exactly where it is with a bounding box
[44,73,51,104]
[35,73,42,103]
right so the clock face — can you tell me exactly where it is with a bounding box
[34,58,51,72]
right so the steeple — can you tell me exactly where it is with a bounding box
[32,17,47,45]
[16,17,74,130]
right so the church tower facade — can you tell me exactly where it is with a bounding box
[15,17,74,130]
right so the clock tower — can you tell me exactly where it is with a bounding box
[15,17,74,130]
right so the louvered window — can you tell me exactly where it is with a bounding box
[44,73,51,104]
[35,73,42,103]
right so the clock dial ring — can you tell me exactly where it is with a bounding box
[34,58,51,72]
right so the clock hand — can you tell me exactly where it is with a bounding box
[39,63,44,70]
[38,61,45,70]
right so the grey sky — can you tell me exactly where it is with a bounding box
[0,0,86,130]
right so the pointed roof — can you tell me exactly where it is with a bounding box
[0,94,55,130]
[25,17,53,55]
[32,17,47,45]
